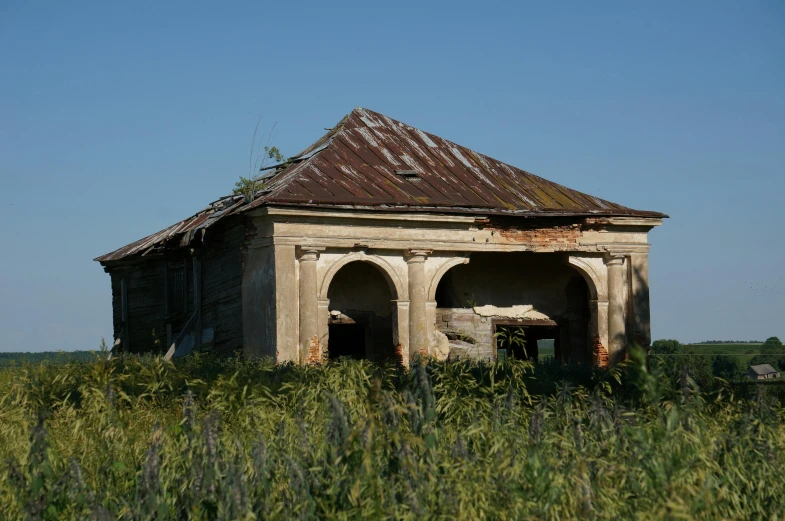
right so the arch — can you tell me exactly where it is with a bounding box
[326,260,396,361]
[319,252,405,300]
[566,256,607,301]
[427,256,471,301]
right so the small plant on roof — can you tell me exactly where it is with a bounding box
[234,118,286,203]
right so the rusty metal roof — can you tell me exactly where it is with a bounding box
[95,196,246,262]
[249,108,666,218]
[96,107,665,262]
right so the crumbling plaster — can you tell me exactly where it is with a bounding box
[240,207,660,366]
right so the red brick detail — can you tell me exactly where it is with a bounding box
[305,335,322,365]
[592,336,609,368]
[394,344,404,366]
[494,225,581,246]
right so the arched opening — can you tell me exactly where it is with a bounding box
[434,252,590,363]
[326,261,396,362]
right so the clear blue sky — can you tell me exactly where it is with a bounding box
[1,1,782,351]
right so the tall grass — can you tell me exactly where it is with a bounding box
[0,351,783,520]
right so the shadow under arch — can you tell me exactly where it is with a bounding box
[431,252,593,364]
[319,252,405,301]
[323,257,399,362]
[565,256,606,301]
[427,257,471,301]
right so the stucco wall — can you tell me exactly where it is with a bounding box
[239,208,659,365]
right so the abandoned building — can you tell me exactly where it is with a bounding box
[95,108,666,367]
[747,364,780,380]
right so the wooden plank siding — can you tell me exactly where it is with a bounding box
[107,215,245,355]
[110,261,168,353]
[110,272,123,345]
[200,216,244,353]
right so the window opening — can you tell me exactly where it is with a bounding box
[494,322,560,362]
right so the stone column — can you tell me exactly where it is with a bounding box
[606,254,627,363]
[407,249,431,358]
[393,300,410,367]
[275,244,299,362]
[318,298,330,359]
[298,247,323,364]
[589,299,610,366]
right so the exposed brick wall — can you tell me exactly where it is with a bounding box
[305,335,322,365]
[495,225,581,246]
[394,344,404,366]
[487,217,583,247]
[592,335,609,368]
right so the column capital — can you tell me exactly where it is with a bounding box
[296,246,325,261]
[406,249,432,263]
[604,254,626,267]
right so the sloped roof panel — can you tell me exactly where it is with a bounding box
[749,364,779,375]
[248,107,664,218]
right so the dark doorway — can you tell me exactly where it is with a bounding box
[328,323,366,360]
[326,261,396,362]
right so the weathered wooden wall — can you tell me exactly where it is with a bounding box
[110,261,167,353]
[201,216,244,352]
[107,215,244,355]
[110,273,122,344]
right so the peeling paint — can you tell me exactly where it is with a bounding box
[414,128,438,148]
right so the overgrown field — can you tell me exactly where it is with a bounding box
[0,351,783,520]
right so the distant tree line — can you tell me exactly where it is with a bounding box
[694,340,762,344]
[0,351,96,368]
[650,337,784,385]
